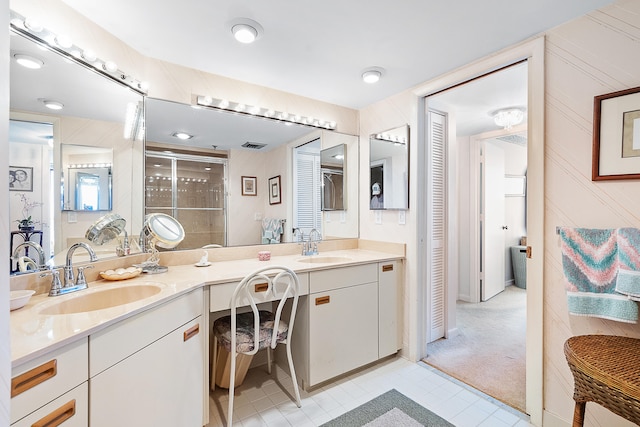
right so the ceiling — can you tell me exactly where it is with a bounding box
[59,0,613,110]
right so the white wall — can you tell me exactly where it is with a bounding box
[544,1,640,425]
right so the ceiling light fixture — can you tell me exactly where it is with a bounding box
[230,18,263,44]
[362,67,384,84]
[172,132,193,140]
[41,99,64,110]
[13,53,44,69]
[195,95,337,130]
[492,107,525,129]
[10,10,149,94]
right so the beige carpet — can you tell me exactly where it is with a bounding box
[423,285,526,412]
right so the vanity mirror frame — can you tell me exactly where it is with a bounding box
[369,124,410,211]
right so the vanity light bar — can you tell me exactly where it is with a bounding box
[10,10,149,94]
[374,133,407,145]
[195,96,337,131]
[68,163,112,169]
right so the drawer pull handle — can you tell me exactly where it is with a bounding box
[11,359,57,398]
[183,324,200,342]
[254,282,269,292]
[382,264,394,272]
[315,296,330,305]
[32,399,75,427]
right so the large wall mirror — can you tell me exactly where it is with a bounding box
[9,29,144,274]
[369,125,409,210]
[9,19,359,276]
[144,98,359,249]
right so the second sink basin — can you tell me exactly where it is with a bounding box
[39,284,163,315]
[297,256,353,264]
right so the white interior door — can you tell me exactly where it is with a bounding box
[482,141,506,301]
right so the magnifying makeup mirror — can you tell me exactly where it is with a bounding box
[85,213,130,256]
[138,213,185,273]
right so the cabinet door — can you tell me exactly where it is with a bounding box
[90,317,203,427]
[379,261,400,357]
[12,383,88,427]
[308,282,378,386]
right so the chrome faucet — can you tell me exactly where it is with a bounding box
[64,242,98,289]
[308,228,322,256]
[12,241,46,270]
[293,228,309,256]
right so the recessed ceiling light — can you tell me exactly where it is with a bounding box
[172,132,193,140]
[14,53,44,69]
[41,99,64,110]
[229,18,263,44]
[362,68,384,84]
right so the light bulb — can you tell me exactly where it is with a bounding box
[232,24,258,43]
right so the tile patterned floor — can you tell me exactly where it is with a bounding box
[207,356,533,426]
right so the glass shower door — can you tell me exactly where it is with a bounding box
[145,152,227,249]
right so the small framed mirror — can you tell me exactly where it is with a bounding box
[320,144,346,211]
[61,144,113,211]
[369,125,409,210]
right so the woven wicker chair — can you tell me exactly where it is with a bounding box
[564,335,640,426]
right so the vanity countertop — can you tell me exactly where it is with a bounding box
[10,248,403,367]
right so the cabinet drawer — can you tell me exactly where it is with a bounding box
[90,288,202,377]
[210,272,309,312]
[309,263,377,293]
[12,382,88,427]
[11,339,88,424]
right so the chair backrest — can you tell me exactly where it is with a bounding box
[230,266,300,355]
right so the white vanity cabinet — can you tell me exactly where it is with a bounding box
[292,261,400,389]
[10,339,88,426]
[89,288,204,427]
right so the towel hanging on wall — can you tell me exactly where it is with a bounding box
[558,227,638,323]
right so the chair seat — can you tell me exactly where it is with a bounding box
[213,310,289,353]
[564,335,640,426]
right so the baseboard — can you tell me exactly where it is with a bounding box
[542,409,571,427]
[506,279,515,287]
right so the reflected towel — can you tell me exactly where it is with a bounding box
[261,218,284,244]
[558,227,638,323]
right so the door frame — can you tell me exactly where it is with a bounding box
[414,37,544,424]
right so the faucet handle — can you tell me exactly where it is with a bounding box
[76,265,94,287]
[40,270,62,296]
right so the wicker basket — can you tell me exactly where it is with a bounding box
[564,335,640,426]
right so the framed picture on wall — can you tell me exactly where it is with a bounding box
[9,166,33,192]
[269,175,281,205]
[241,176,257,196]
[593,85,640,181]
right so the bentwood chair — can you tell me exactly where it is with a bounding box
[211,266,302,426]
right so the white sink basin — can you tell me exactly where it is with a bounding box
[39,284,163,315]
[297,256,353,264]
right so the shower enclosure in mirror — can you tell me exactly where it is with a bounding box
[145,147,227,249]
[9,25,144,273]
[320,144,346,211]
[369,125,410,210]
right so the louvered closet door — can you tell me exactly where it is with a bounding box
[427,110,446,343]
